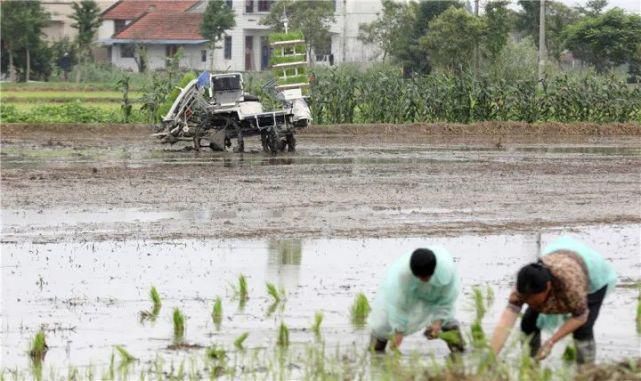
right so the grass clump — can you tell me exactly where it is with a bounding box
[205,346,226,360]
[277,322,290,347]
[114,346,136,365]
[212,297,223,329]
[29,330,48,361]
[350,293,371,327]
[234,332,249,350]
[173,308,185,342]
[562,344,577,362]
[311,311,323,337]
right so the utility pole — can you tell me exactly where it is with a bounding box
[538,0,546,84]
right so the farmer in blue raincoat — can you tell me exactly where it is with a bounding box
[368,247,465,353]
[489,236,617,364]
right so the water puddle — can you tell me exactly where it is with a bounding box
[1,224,638,369]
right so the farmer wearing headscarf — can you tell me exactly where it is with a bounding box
[490,236,617,364]
[368,247,464,353]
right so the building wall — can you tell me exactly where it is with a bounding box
[330,0,383,65]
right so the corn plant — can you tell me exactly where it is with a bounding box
[29,330,48,361]
[173,308,185,342]
[234,332,249,350]
[350,293,371,327]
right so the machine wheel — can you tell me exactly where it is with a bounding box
[285,133,296,152]
[267,128,279,154]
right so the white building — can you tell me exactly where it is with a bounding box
[98,0,382,72]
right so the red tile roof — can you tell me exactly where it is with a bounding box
[113,11,205,40]
[102,0,199,20]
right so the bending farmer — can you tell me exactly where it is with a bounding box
[489,236,617,364]
[368,247,464,353]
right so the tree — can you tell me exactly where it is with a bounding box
[576,0,608,17]
[516,0,579,61]
[564,9,641,73]
[261,0,335,64]
[200,0,236,71]
[358,0,412,61]
[483,0,511,61]
[70,0,102,61]
[420,7,484,73]
[0,0,50,82]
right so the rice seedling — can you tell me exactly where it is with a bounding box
[266,282,281,303]
[114,346,136,365]
[636,288,641,334]
[438,330,464,348]
[150,286,162,315]
[350,293,371,327]
[212,297,223,329]
[562,343,577,362]
[205,346,226,360]
[29,330,48,362]
[277,322,290,347]
[486,285,495,307]
[311,311,323,337]
[234,332,249,350]
[237,274,249,302]
[472,286,487,323]
[173,308,185,342]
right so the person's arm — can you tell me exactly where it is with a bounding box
[489,306,519,354]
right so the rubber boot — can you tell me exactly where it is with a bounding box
[575,339,596,365]
[526,331,541,358]
[369,335,387,353]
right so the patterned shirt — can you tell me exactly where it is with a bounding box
[508,250,589,319]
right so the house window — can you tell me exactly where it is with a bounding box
[257,0,271,12]
[224,36,232,59]
[201,50,207,62]
[121,44,135,58]
[166,45,179,57]
[245,0,253,13]
[225,0,232,8]
[114,20,128,34]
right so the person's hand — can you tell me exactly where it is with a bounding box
[424,321,442,340]
[391,332,403,350]
[536,339,555,361]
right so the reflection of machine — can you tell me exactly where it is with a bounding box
[154,72,311,154]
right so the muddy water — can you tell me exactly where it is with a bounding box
[1,224,639,369]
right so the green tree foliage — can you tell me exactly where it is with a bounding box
[576,0,608,17]
[420,7,484,73]
[70,0,103,61]
[200,0,236,70]
[357,0,412,61]
[0,0,50,81]
[261,0,335,62]
[564,9,641,73]
[516,0,579,61]
[483,1,511,61]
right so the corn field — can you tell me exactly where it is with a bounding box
[307,65,641,125]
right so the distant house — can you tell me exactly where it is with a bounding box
[98,0,382,72]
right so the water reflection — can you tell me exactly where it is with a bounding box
[266,239,303,291]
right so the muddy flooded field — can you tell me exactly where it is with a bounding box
[1,124,640,377]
